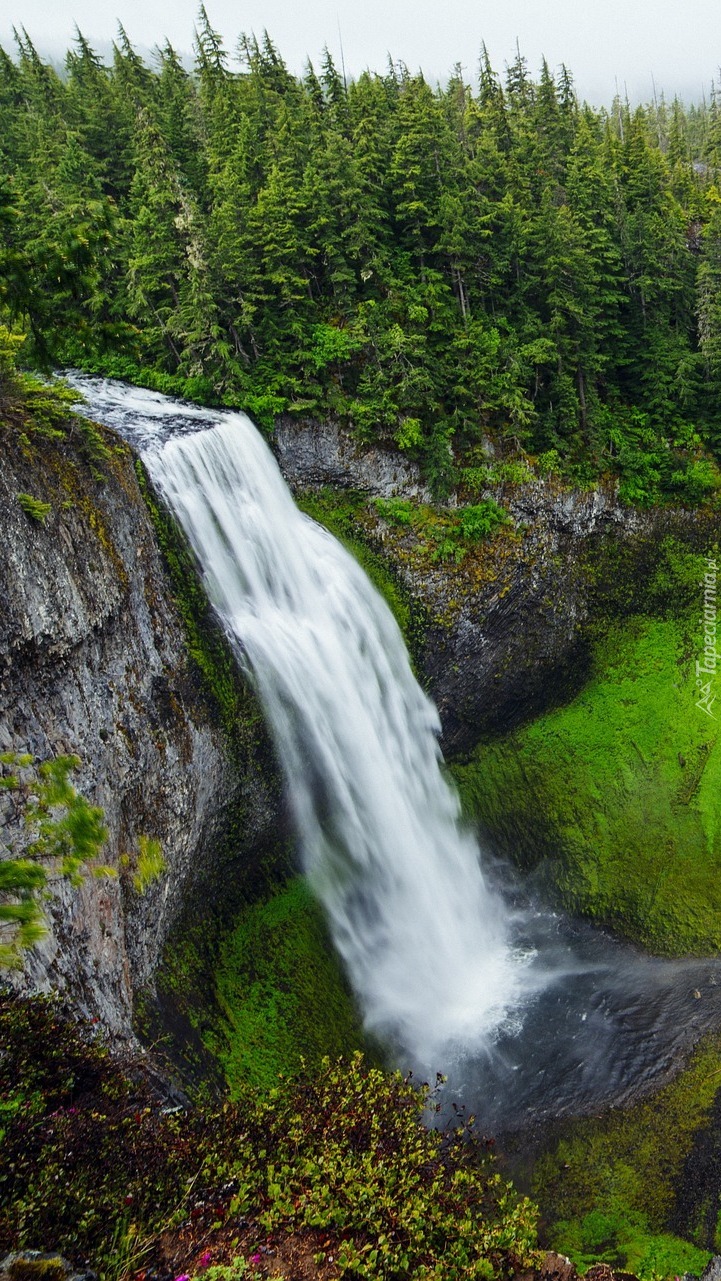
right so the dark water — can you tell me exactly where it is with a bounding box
[433,883,721,1131]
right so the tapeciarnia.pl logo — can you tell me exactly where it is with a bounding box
[696,555,718,718]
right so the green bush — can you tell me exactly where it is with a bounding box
[459,499,510,541]
[0,325,25,381]
[373,496,415,526]
[0,997,541,1280]
[131,835,165,894]
[16,493,51,522]
[669,458,721,504]
[0,753,110,967]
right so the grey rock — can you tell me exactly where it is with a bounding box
[700,1259,721,1281]
[0,1253,97,1281]
[0,427,279,1042]
[273,414,433,500]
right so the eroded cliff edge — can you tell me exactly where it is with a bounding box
[0,410,282,1041]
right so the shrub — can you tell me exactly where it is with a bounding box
[373,496,415,526]
[394,416,424,451]
[669,458,721,504]
[0,1000,541,1281]
[459,499,510,541]
[0,325,25,382]
[132,835,165,893]
[536,448,562,476]
[16,493,52,522]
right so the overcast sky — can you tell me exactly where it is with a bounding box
[2,0,720,106]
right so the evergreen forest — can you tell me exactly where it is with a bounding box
[3,17,721,498]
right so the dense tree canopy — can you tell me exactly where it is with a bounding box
[2,15,721,500]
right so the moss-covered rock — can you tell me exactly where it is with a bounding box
[453,611,721,955]
[528,1032,721,1278]
[0,374,280,1040]
[209,877,369,1092]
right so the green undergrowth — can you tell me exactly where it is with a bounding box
[373,494,511,563]
[1,327,110,470]
[530,1032,721,1278]
[0,994,540,1281]
[71,352,223,409]
[454,604,721,953]
[208,877,369,1093]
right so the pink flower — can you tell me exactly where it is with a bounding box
[250,1255,262,1266]
[198,1255,212,1271]
[174,1273,191,1281]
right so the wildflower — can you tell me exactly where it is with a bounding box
[197,1253,212,1270]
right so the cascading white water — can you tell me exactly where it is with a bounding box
[146,411,537,1067]
[68,377,538,1071]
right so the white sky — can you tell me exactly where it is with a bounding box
[2,0,720,106]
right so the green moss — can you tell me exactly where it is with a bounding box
[454,611,721,953]
[549,1216,710,1281]
[208,877,368,1093]
[8,1258,68,1281]
[531,1032,721,1278]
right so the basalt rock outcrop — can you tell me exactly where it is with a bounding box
[0,418,281,1041]
[273,418,719,756]
[274,414,432,500]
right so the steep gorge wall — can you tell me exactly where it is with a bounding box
[273,417,719,755]
[0,419,282,1041]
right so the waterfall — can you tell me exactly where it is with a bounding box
[69,378,536,1072]
[70,376,721,1120]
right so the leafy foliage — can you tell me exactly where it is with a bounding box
[374,494,511,562]
[0,995,540,1280]
[459,500,511,541]
[0,327,110,465]
[131,835,166,894]
[15,492,51,521]
[0,754,110,967]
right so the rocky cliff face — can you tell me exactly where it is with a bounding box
[273,419,718,756]
[397,481,716,755]
[0,420,279,1041]
[274,415,432,500]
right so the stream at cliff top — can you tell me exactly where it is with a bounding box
[68,373,721,1130]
